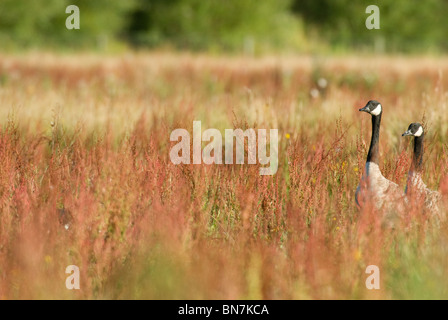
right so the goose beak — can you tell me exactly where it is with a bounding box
[359,106,369,112]
[402,130,412,137]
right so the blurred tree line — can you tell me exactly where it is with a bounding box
[292,0,448,52]
[0,0,447,53]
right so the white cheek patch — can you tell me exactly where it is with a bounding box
[414,126,423,137]
[370,104,382,116]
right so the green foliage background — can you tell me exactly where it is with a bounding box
[0,0,447,53]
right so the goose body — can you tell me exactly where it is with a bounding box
[402,123,441,213]
[355,100,402,209]
[356,162,402,208]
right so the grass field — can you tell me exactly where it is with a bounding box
[1,52,448,299]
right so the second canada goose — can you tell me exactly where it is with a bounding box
[355,100,403,209]
[402,123,441,212]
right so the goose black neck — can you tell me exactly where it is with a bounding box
[412,134,424,172]
[366,114,381,164]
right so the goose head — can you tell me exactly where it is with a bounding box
[359,100,382,116]
[402,123,423,137]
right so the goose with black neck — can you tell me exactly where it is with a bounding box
[355,100,402,209]
[402,123,441,214]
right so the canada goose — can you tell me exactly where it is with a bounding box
[355,100,403,209]
[402,123,441,213]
